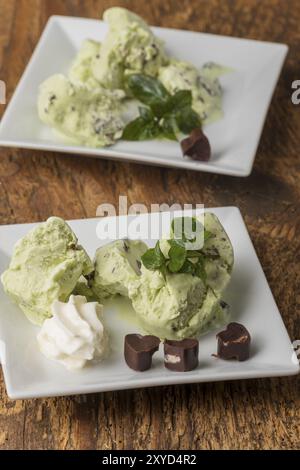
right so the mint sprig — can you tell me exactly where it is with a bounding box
[167,239,186,272]
[141,241,165,271]
[140,217,213,282]
[122,74,201,141]
[171,216,212,246]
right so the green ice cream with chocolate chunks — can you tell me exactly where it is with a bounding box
[38,74,125,147]
[128,213,234,339]
[128,267,207,339]
[158,60,230,124]
[91,239,148,302]
[92,7,168,89]
[69,39,102,88]
[72,276,97,302]
[1,217,93,326]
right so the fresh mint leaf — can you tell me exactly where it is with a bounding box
[167,239,187,272]
[159,262,167,280]
[171,216,211,245]
[122,116,160,141]
[194,256,207,283]
[154,240,164,259]
[127,74,170,109]
[169,90,193,112]
[168,238,186,249]
[150,102,172,118]
[186,250,203,258]
[123,74,203,143]
[160,115,178,141]
[153,90,193,119]
[171,217,203,243]
[141,219,209,284]
[141,241,165,271]
[178,259,196,275]
[176,107,201,134]
[138,106,153,120]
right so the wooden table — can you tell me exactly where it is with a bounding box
[0,0,299,450]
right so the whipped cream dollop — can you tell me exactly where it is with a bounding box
[37,295,109,370]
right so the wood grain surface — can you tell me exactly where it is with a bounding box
[0,0,299,450]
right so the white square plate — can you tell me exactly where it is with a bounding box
[0,207,298,399]
[0,16,288,176]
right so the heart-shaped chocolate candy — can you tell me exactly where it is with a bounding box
[216,322,251,361]
[124,334,160,371]
[164,338,199,372]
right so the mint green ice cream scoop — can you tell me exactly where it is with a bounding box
[128,213,234,339]
[1,217,93,325]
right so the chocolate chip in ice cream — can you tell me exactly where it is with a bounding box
[124,334,160,371]
[123,241,130,253]
[164,338,199,372]
[215,322,251,361]
[181,128,211,161]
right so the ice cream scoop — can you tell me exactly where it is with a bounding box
[91,239,148,301]
[69,39,101,87]
[92,7,168,89]
[1,217,93,325]
[128,213,234,339]
[159,60,230,125]
[38,74,125,147]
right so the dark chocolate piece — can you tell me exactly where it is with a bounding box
[136,260,142,273]
[219,300,230,319]
[124,334,160,371]
[85,271,95,284]
[164,339,199,372]
[216,322,251,361]
[220,300,229,310]
[181,128,211,161]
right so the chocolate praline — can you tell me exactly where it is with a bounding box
[164,338,199,372]
[124,334,160,371]
[216,322,251,361]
